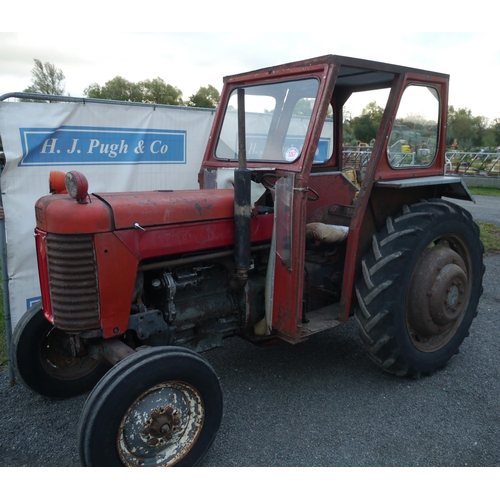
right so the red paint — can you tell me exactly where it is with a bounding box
[34,229,53,323]
[35,195,113,234]
[95,189,236,230]
[94,233,140,338]
[115,213,274,261]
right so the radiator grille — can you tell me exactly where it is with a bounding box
[46,233,100,331]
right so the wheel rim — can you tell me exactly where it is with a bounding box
[407,237,472,352]
[39,327,101,380]
[118,382,204,467]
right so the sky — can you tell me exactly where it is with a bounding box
[1,30,499,122]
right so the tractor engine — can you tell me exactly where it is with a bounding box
[130,256,267,351]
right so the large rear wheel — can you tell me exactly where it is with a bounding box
[12,301,108,398]
[78,346,223,467]
[355,199,484,377]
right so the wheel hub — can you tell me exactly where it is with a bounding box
[142,406,181,445]
[428,264,467,326]
[40,328,101,380]
[118,382,204,466]
[407,243,470,351]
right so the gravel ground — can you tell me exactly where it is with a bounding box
[1,251,499,467]
[446,194,499,226]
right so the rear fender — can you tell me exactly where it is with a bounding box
[340,176,474,320]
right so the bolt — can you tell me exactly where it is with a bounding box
[160,423,171,434]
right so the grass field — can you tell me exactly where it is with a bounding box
[1,189,500,369]
[468,187,500,253]
[479,222,500,255]
[469,186,500,197]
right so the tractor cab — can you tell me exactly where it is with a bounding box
[198,55,467,344]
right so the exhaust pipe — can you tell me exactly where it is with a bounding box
[233,88,251,288]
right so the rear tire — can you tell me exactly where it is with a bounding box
[354,199,484,377]
[78,346,223,467]
[12,301,108,398]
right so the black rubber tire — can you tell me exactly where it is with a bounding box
[354,199,484,377]
[12,301,108,399]
[78,346,223,467]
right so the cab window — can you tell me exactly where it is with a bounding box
[215,78,322,163]
[387,85,440,168]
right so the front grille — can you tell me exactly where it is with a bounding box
[46,233,101,331]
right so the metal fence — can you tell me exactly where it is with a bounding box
[342,147,372,168]
[342,147,500,178]
[445,151,500,177]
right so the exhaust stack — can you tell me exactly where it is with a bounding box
[233,88,251,288]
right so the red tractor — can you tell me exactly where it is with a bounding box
[12,55,483,466]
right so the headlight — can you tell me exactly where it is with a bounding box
[65,171,89,202]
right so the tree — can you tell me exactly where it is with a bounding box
[141,78,183,105]
[83,83,104,99]
[490,119,500,146]
[350,101,384,144]
[477,118,500,149]
[23,59,66,95]
[447,106,487,150]
[84,76,142,102]
[84,76,183,105]
[187,85,220,108]
[342,110,357,146]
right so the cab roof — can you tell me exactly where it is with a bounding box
[224,54,449,92]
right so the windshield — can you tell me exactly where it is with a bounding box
[215,78,322,163]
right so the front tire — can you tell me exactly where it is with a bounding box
[12,301,108,398]
[354,199,484,377]
[78,346,223,467]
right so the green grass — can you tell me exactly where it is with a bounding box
[479,222,500,255]
[467,187,500,253]
[469,186,500,197]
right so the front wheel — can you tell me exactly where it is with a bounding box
[355,199,484,377]
[78,346,223,466]
[12,301,108,398]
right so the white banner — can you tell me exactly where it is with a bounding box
[0,100,215,329]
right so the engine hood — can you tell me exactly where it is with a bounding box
[35,189,236,234]
[96,189,235,229]
[36,194,113,234]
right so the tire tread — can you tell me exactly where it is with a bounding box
[354,199,484,377]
